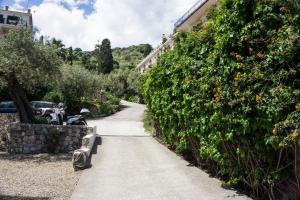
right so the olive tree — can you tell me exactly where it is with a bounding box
[0,29,61,123]
[59,64,101,114]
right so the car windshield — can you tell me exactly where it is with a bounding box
[31,102,56,108]
[0,101,16,108]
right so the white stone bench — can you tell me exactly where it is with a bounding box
[72,126,97,170]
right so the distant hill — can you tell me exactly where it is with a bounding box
[112,44,153,69]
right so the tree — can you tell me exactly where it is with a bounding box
[139,44,153,57]
[0,29,61,123]
[73,47,83,61]
[50,38,66,61]
[162,34,167,44]
[66,47,74,65]
[94,39,113,74]
[59,64,101,114]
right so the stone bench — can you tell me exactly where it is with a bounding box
[72,126,97,170]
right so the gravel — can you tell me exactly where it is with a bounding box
[0,152,82,200]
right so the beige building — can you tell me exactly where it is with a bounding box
[137,34,176,74]
[136,0,218,73]
[0,6,33,36]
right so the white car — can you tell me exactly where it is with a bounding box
[31,101,65,125]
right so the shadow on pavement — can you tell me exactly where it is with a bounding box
[84,136,102,169]
[0,195,50,200]
[119,104,129,111]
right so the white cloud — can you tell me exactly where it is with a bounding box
[12,0,26,10]
[31,0,196,50]
[39,0,89,6]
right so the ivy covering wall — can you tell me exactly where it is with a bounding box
[142,0,300,199]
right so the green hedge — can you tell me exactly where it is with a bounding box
[142,0,300,199]
[80,94,121,117]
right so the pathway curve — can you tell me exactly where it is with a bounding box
[71,101,250,200]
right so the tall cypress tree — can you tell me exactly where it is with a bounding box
[95,38,113,74]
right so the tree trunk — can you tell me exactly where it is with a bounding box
[7,76,34,123]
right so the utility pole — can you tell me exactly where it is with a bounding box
[27,0,30,10]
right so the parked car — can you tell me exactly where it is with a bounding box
[31,101,65,125]
[0,101,17,113]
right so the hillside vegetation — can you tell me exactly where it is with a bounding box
[0,31,151,119]
[113,44,152,69]
[142,0,300,199]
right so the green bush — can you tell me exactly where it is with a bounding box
[143,111,155,134]
[100,95,121,115]
[32,115,49,125]
[142,0,300,199]
[42,90,64,103]
[99,102,113,115]
[128,95,140,103]
[101,67,140,99]
[80,95,120,117]
[59,64,102,114]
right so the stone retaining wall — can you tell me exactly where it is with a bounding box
[6,123,88,154]
[0,114,19,151]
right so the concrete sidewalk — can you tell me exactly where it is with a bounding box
[71,101,250,200]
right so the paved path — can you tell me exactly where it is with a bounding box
[71,101,250,200]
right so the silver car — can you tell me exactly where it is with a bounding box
[31,101,65,125]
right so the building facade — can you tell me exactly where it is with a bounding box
[136,0,218,74]
[0,6,33,36]
[136,34,176,74]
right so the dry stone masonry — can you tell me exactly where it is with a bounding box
[6,123,88,154]
[0,113,91,155]
[0,113,19,151]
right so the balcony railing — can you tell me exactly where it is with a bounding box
[174,0,208,29]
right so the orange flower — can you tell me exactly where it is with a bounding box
[283,120,289,126]
[234,72,241,81]
[279,142,284,148]
[235,54,243,61]
[295,103,300,110]
[256,52,264,59]
[256,95,262,102]
[234,90,240,97]
[276,85,283,92]
[202,23,210,30]
[272,128,277,135]
[291,131,299,140]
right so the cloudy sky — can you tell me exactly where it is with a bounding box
[1,0,197,50]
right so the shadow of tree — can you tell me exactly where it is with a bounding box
[0,152,72,163]
[0,195,50,200]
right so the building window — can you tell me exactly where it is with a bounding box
[0,14,5,24]
[6,15,20,25]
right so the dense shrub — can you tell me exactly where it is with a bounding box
[32,115,49,125]
[102,67,141,101]
[59,64,102,114]
[80,94,121,117]
[142,0,300,199]
[42,90,64,104]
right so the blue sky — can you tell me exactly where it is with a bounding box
[1,0,95,15]
[1,0,196,50]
